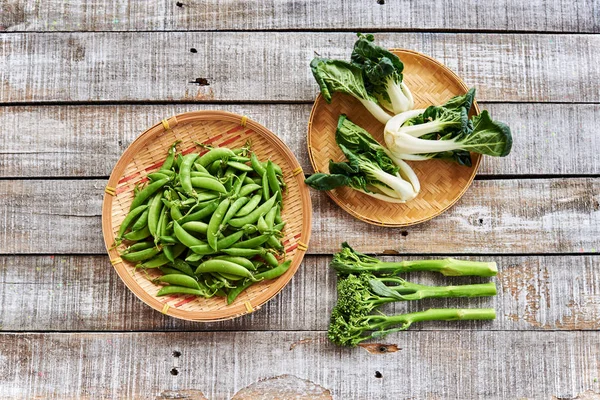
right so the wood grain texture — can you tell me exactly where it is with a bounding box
[1,32,599,103]
[2,103,597,178]
[0,331,599,399]
[2,0,599,33]
[0,255,598,332]
[1,178,598,255]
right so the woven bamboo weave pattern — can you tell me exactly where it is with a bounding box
[307,49,481,227]
[102,111,312,322]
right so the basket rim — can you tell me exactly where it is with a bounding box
[102,110,312,322]
[306,48,482,227]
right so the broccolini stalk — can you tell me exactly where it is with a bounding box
[328,307,496,347]
[332,242,497,277]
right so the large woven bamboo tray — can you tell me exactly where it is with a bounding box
[102,111,312,322]
[307,49,481,227]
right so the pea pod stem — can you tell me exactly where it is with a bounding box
[227,260,291,304]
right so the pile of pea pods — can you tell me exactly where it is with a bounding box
[115,141,291,305]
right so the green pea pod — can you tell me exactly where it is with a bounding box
[132,209,149,231]
[207,198,231,250]
[232,172,247,196]
[261,172,270,201]
[228,194,277,228]
[123,226,151,241]
[231,156,250,163]
[217,272,244,281]
[186,253,204,263]
[173,220,205,247]
[222,247,267,257]
[190,171,218,179]
[222,197,249,225]
[147,192,164,238]
[121,246,160,262]
[180,153,199,194]
[250,152,266,176]
[191,177,227,193]
[238,183,261,198]
[158,274,201,290]
[159,235,179,244]
[195,259,255,279]
[226,160,253,172]
[117,205,148,239]
[169,203,183,221]
[160,141,180,171]
[193,162,210,173]
[130,178,170,211]
[177,199,219,224]
[226,260,291,305]
[198,147,235,167]
[189,231,245,255]
[266,160,282,202]
[174,153,183,170]
[264,161,283,175]
[274,204,283,224]
[262,251,280,268]
[243,175,255,185]
[208,159,222,176]
[257,215,269,234]
[267,235,284,251]
[147,172,170,182]
[156,286,206,297]
[235,194,261,217]
[264,206,277,229]
[172,259,196,276]
[161,243,187,265]
[138,253,170,269]
[156,207,169,244]
[182,221,208,235]
[230,234,271,249]
[214,255,257,271]
[159,266,182,275]
[120,241,154,255]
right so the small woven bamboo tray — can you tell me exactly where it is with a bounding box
[102,111,312,322]
[307,49,481,227]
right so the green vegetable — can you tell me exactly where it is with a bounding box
[329,307,495,347]
[351,33,414,114]
[310,58,392,124]
[331,242,498,277]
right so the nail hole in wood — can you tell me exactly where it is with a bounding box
[172,350,181,358]
[376,0,385,4]
[189,78,209,86]
[375,371,383,378]
[401,231,408,237]
[176,2,184,7]
[478,218,484,225]
[190,48,197,53]
[170,368,179,376]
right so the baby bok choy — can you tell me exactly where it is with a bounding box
[351,33,414,114]
[305,115,419,203]
[384,88,512,166]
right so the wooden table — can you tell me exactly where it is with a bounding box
[1,1,599,399]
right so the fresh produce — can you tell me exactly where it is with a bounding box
[327,243,497,347]
[328,307,496,347]
[115,142,290,304]
[331,242,498,277]
[307,33,513,203]
[305,115,419,203]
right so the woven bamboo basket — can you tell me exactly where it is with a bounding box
[307,49,481,227]
[102,111,312,322]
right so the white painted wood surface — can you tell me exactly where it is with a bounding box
[1,178,598,255]
[0,331,599,399]
[1,103,599,178]
[1,1,599,398]
[2,0,598,33]
[1,32,599,103]
[0,255,597,332]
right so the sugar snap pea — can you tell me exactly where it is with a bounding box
[172,259,196,276]
[181,221,208,235]
[121,241,154,254]
[147,172,170,182]
[190,171,218,179]
[266,160,282,202]
[117,204,148,239]
[226,261,291,304]
[138,253,170,268]
[232,172,247,196]
[189,230,245,255]
[250,153,266,176]
[228,194,277,228]
[173,220,205,247]
[191,177,227,193]
[195,259,255,279]
[180,153,199,194]
[160,141,180,171]
[156,286,206,297]
[123,226,151,241]
[207,198,231,250]
[261,172,270,201]
[158,274,200,290]
[177,199,219,224]
[198,147,235,167]
[222,247,267,257]
[129,178,169,211]
[214,255,256,271]
[147,192,164,238]
[132,208,149,231]
[222,197,249,225]
[159,266,182,275]
[238,183,261,198]
[230,233,272,249]
[235,194,261,217]
[121,246,160,262]
[226,161,253,172]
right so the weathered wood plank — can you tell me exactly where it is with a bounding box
[2,0,599,33]
[1,103,598,178]
[0,255,597,332]
[0,331,598,399]
[0,178,598,255]
[1,32,599,103]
